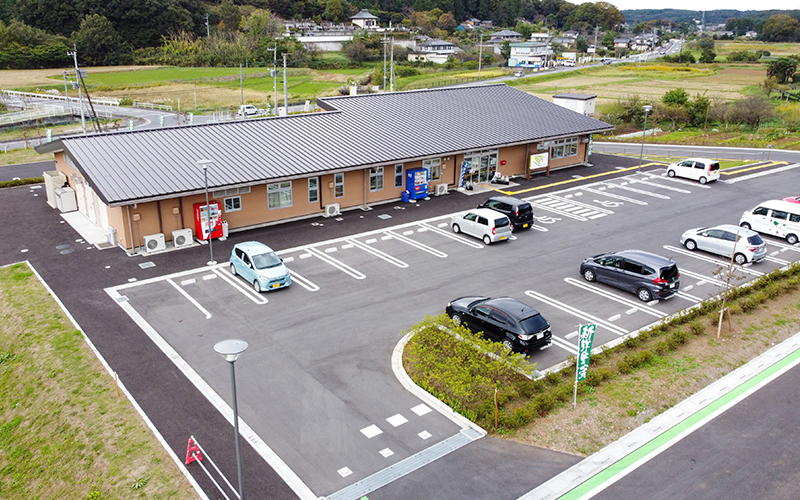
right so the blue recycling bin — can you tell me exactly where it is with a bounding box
[401,190,410,203]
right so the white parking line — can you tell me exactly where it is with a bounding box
[305,247,366,279]
[550,335,579,354]
[385,230,448,258]
[528,201,589,221]
[765,255,791,265]
[525,290,628,336]
[167,278,212,319]
[345,238,409,268]
[628,177,693,193]
[288,270,320,291]
[545,194,615,214]
[663,245,764,276]
[419,222,484,248]
[676,291,702,303]
[763,239,800,252]
[563,278,665,318]
[212,268,268,305]
[647,172,712,188]
[724,162,800,184]
[581,187,648,206]
[602,182,671,199]
[678,269,727,287]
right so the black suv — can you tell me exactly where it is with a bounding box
[579,250,680,302]
[477,196,534,231]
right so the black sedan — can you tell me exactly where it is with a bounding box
[445,296,551,353]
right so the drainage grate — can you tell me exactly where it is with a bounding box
[139,261,155,269]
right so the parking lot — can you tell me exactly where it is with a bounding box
[103,161,800,499]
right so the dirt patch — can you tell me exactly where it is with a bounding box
[509,292,800,456]
[100,83,273,110]
[0,66,161,89]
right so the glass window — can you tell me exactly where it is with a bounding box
[308,178,318,203]
[224,196,241,212]
[790,213,800,223]
[771,210,788,221]
[370,167,384,192]
[464,212,477,222]
[706,229,724,239]
[550,137,579,159]
[394,164,403,188]
[334,173,344,198]
[753,207,769,216]
[477,216,488,226]
[623,260,644,274]
[423,158,441,181]
[267,181,292,209]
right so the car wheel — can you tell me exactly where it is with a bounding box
[787,233,799,245]
[740,222,752,230]
[253,280,262,292]
[230,263,237,276]
[667,169,676,177]
[501,338,514,351]
[684,239,697,251]
[450,313,463,327]
[734,253,747,265]
[699,176,707,184]
[637,288,653,302]
[583,269,596,282]
[483,235,492,245]
[452,224,460,234]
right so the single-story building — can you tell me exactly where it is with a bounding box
[36,84,613,254]
[350,9,379,29]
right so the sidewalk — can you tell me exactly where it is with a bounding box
[519,329,800,500]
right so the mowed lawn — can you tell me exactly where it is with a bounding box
[0,262,195,499]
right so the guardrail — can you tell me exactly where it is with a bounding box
[2,90,120,107]
[0,105,68,126]
[133,102,173,111]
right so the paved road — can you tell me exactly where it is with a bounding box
[3,150,800,499]
[0,160,54,181]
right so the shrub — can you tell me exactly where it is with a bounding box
[689,320,705,336]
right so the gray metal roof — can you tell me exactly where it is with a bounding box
[38,84,613,207]
[553,93,596,100]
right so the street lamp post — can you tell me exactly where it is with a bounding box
[638,105,653,171]
[197,159,216,265]
[214,339,249,500]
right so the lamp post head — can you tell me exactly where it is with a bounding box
[214,339,248,363]
[643,105,653,114]
[197,159,213,171]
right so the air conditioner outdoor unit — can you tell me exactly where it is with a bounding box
[434,184,448,196]
[143,233,166,253]
[172,228,193,248]
[324,203,340,217]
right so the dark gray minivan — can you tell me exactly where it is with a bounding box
[579,250,680,302]
[477,196,534,231]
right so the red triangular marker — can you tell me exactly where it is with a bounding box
[185,437,202,465]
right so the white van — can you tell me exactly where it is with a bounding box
[666,157,720,184]
[450,208,512,245]
[740,199,800,245]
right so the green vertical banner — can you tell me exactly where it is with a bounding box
[46,129,52,142]
[573,324,596,408]
[588,134,594,156]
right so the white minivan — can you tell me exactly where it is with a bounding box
[450,208,512,245]
[740,199,800,245]
[666,157,720,184]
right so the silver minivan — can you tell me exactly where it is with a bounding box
[450,208,512,245]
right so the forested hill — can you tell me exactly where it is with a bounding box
[621,8,798,25]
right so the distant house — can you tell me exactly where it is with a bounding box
[744,30,758,38]
[552,36,575,48]
[613,38,630,49]
[350,9,379,29]
[408,39,463,64]
[553,93,597,117]
[562,30,580,40]
[529,32,551,43]
[489,30,522,42]
[507,42,554,68]
[630,34,656,51]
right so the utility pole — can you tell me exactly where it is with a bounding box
[205,14,210,37]
[240,63,244,104]
[283,53,288,113]
[62,71,70,112]
[478,32,483,78]
[67,48,86,133]
[383,31,387,92]
[390,39,394,92]
[593,26,599,62]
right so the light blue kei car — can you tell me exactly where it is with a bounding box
[229,241,291,292]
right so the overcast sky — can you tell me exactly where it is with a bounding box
[575,0,800,11]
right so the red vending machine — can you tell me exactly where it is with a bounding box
[193,201,223,240]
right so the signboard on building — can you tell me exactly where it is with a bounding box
[530,152,548,170]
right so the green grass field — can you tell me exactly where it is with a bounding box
[0,263,195,499]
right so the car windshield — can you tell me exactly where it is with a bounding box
[519,314,548,333]
[747,234,764,245]
[252,252,282,270]
[660,264,679,281]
